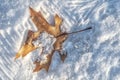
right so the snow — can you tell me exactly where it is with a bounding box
[0,0,120,80]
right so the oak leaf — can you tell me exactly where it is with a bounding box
[15,6,92,73]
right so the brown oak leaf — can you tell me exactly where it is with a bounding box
[15,6,92,73]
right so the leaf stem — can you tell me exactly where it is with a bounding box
[56,27,92,38]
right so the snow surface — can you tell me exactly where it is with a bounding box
[0,0,120,80]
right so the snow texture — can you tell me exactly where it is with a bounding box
[0,0,120,80]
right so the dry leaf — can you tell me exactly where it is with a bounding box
[15,6,92,73]
[29,7,62,37]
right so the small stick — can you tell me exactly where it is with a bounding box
[56,27,92,38]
